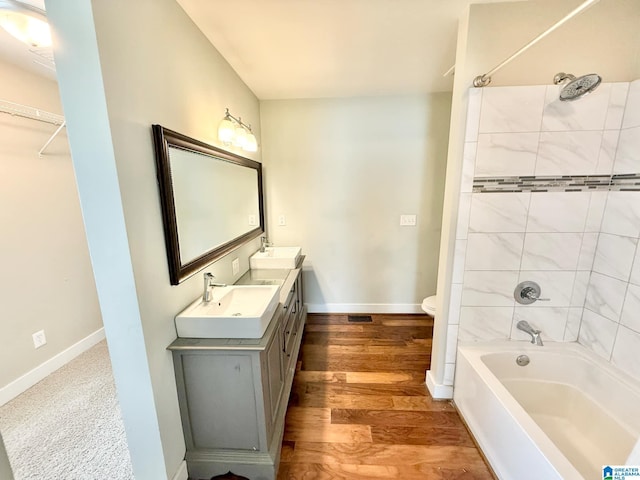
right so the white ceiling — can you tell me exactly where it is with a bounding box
[0,0,55,80]
[0,0,521,97]
[176,0,516,99]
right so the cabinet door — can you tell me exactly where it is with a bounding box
[181,353,260,451]
[265,324,284,425]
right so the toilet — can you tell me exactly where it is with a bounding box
[421,295,436,317]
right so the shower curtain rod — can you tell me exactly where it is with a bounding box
[0,98,67,157]
[443,0,601,86]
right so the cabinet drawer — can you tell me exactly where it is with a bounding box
[282,308,296,356]
[283,285,296,312]
[282,280,298,351]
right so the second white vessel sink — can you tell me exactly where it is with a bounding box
[175,285,280,338]
[250,246,302,270]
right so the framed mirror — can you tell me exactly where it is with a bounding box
[152,125,264,285]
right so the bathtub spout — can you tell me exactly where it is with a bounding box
[517,320,544,346]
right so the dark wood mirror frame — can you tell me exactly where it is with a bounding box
[152,125,264,285]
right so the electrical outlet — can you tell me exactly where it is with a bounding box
[278,215,286,226]
[232,258,240,275]
[248,215,257,226]
[32,330,46,349]
[400,214,417,226]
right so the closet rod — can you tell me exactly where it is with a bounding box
[0,99,66,156]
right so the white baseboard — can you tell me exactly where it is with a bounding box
[0,328,106,407]
[306,303,423,314]
[426,370,453,399]
[171,461,188,480]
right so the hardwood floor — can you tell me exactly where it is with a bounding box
[277,313,495,480]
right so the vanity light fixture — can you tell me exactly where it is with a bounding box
[233,122,247,148]
[0,0,51,48]
[217,108,258,152]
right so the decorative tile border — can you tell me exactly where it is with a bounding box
[610,174,640,191]
[473,174,640,193]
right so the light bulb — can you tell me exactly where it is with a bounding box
[243,132,258,152]
[233,125,247,148]
[217,116,235,145]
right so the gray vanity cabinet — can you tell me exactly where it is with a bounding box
[168,266,306,480]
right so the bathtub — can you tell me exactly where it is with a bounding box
[454,341,640,480]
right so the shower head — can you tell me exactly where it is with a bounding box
[554,72,602,101]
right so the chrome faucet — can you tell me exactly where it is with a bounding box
[517,320,544,346]
[203,273,225,302]
[259,236,271,253]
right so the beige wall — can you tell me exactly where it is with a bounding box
[466,0,640,87]
[0,59,102,390]
[635,32,640,79]
[430,0,640,393]
[260,94,450,311]
[46,0,261,478]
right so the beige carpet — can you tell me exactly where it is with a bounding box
[0,341,134,479]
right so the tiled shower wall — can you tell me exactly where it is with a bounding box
[445,80,640,386]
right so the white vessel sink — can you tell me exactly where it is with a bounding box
[175,285,280,338]
[250,246,302,270]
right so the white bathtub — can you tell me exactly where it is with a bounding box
[454,341,640,480]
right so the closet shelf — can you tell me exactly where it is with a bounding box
[0,99,67,156]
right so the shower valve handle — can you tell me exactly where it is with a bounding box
[521,286,549,302]
[514,281,550,305]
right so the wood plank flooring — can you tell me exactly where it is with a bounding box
[277,313,495,480]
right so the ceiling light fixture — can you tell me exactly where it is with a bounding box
[0,0,51,48]
[218,108,258,152]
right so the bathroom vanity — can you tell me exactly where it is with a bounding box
[168,258,306,480]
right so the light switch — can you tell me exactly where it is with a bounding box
[232,258,240,275]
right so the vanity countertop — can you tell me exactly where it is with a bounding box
[235,268,290,287]
[167,256,304,351]
[237,255,305,288]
